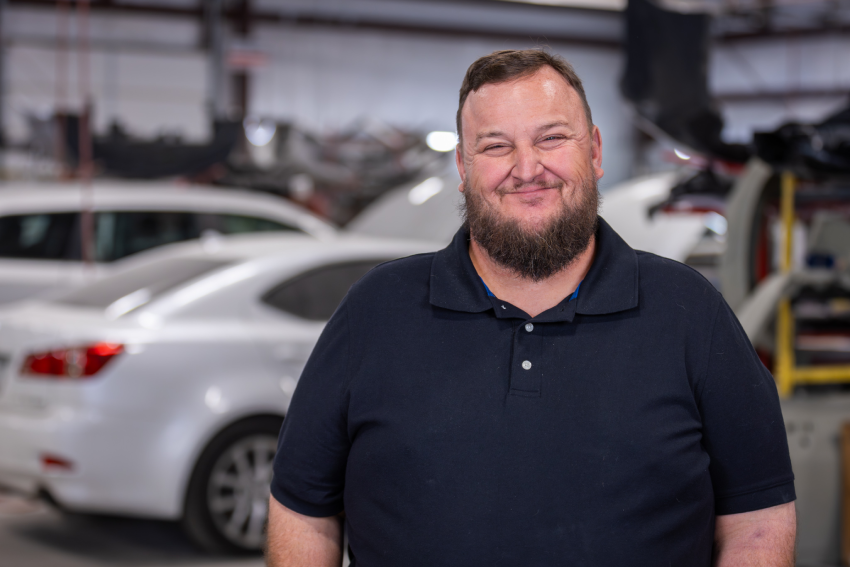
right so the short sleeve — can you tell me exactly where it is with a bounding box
[697,300,796,515]
[270,300,352,517]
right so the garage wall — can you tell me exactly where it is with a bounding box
[248,25,635,188]
[6,45,209,142]
[3,7,209,143]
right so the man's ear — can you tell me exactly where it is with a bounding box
[591,125,604,181]
[455,145,467,191]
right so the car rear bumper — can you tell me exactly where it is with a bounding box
[0,408,63,494]
[0,404,180,519]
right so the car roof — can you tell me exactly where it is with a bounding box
[347,168,464,245]
[0,179,336,237]
[111,230,441,269]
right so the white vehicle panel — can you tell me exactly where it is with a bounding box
[0,232,440,527]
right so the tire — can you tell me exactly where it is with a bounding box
[181,416,283,554]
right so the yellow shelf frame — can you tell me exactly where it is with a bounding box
[773,171,850,397]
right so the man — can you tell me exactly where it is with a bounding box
[267,50,796,566]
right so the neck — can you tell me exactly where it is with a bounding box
[468,234,595,318]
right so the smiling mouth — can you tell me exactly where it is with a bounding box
[500,184,562,196]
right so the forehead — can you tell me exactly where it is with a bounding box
[461,66,585,133]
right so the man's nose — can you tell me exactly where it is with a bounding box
[512,144,544,182]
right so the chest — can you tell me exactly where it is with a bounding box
[346,310,703,471]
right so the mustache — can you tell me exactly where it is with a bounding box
[496,181,564,196]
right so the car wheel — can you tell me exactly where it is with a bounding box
[182,416,283,554]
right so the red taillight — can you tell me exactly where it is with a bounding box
[21,342,124,379]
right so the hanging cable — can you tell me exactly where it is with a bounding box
[76,0,94,267]
[54,0,70,178]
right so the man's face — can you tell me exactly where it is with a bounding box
[456,65,604,234]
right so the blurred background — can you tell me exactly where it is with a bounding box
[0,0,848,566]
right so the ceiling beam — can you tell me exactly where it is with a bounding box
[716,88,850,103]
[5,0,621,48]
[5,0,844,48]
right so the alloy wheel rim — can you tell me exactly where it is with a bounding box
[207,434,277,549]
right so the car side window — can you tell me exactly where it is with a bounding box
[0,213,79,260]
[97,211,200,262]
[262,260,388,321]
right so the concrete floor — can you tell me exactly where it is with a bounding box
[0,491,264,567]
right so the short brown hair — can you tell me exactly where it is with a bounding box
[456,49,593,143]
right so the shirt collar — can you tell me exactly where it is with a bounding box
[574,217,639,316]
[429,216,639,318]
[429,226,492,314]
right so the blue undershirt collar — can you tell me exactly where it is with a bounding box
[480,277,582,302]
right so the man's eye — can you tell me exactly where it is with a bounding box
[542,136,563,142]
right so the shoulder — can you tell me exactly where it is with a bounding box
[634,250,724,316]
[347,251,436,304]
[636,250,719,297]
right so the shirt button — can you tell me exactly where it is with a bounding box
[525,323,534,333]
[522,360,532,370]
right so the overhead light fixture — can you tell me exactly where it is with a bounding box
[244,116,276,147]
[408,177,444,205]
[426,131,458,153]
[495,0,625,11]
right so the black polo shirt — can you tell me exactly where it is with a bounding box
[272,218,795,567]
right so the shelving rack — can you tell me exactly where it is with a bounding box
[773,171,850,397]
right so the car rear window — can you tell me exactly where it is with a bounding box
[262,260,388,321]
[58,257,231,309]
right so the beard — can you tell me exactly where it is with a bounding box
[461,172,599,282]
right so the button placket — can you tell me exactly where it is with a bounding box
[509,321,542,398]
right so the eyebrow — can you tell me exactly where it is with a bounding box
[475,130,505,144]
[538,121,571,132]
[474,122,573,145]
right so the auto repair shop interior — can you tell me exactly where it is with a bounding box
[0,1,849,566]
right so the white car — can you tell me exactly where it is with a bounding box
[0,232,438,552]
[0,180,336,304]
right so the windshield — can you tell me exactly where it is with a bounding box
[58,257,231,313]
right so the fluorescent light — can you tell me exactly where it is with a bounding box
[244,116,276,147]
[408,177,445,206]
[426,131,458,152]
[496,0,625,11]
